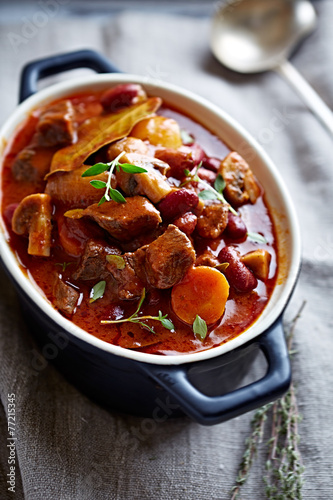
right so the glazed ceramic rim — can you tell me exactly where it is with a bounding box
[0,74,301,365]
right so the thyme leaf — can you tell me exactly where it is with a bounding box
[106,255,126,269]
[198,190,217,201]
[215,262,229,273]
[90,280,106,303]
[120,163,148,173]
[82,162,109,177]
[214,173,226,194]
[193,314,208,341]
[90,180,107,189]
[109,188,126,203]
[180,129,194,145]
[247,232,268,244]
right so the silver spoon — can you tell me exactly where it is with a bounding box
[211,0,333,136]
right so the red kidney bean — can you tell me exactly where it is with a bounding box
[218,246,257,293]
[201,156,221,172]
[225,212,247,240]
[3,203,19,227]
[197,167,217,185]
[173,211,197,235]
[158,189,199,221]
[100,84,146,112]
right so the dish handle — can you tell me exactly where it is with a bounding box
[139,318,291,425]
[19,49,121,103]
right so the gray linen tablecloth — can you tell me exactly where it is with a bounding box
[1,2,333,499]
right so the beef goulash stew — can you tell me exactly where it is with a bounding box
[1,83,278,355]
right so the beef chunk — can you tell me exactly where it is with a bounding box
[53,277,79,316]
[12,147,55,182]
[196,202,229,239]
[106,225,195,297]
[219,152,261,206]
[83,196,161,242]
[36,100,75,148]
[72,239,121,281]
[144,224,196,289]
[125,245,148,284]
[106,254,144,300]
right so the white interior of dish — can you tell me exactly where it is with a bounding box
[0,75,301,365]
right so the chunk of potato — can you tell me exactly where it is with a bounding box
[241,249,271,281]
[131,116,182,148]
[107,137,149,161]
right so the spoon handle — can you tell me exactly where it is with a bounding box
[276,60,333,136]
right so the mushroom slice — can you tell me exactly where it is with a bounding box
[12,193,52,257]
[116,152,172,204]
[220,152,261,206]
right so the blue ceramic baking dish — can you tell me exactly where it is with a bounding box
[0,50,301,425]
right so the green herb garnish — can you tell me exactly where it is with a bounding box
[247,232,267,244]
[55,262,72,272]
[82,162,109,177]
[180,162,202,187]
[214,173,226,194]
[106,254,126,269]
[101,288,174,333]
[193,314,208,341]
[118,163,149,173]
[182,167,237,216]
[197,190,217,201]
[180,129,194,145]
[82,151,148,206]
[231,302,306,500]
[198,173,238,216]
[90,280,106,303]
[215,262,229,273]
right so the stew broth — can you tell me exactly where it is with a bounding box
[1,86,278,355]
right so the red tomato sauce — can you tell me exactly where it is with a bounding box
[1,89,278,355]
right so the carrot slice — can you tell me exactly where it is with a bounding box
[171,266,230,325]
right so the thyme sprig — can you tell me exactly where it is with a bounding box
[82,151,148,206]
[101,288,175,333]
[231,403,273,500]
[182,166,238,216]
[199,174,238,215]
[180,162,202,187]
[55,262,72,272]
[231,301,306,500]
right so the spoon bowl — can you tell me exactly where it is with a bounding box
[211,0,316,73]
[211,0,333,137]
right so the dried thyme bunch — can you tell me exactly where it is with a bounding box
[231,302,306,500]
